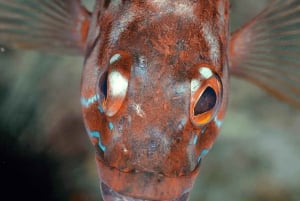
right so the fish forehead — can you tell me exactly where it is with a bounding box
[127,64,190,126]
[102,0,229,69]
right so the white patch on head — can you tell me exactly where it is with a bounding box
[218,1,225,28]
[110,9,136,45]
[149,1,195,18]
[191,79,201,93]
[108,71,128,97]
[110,53,121,64]
[202,23,220,65]
[151,0,166,7]
[199,67,213,79]
[174,3,194,17]
[132,103,145,118]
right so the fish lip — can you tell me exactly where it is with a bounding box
[101,182,190,201]
[95,156,200,201]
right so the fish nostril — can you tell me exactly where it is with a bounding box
[175,137,182,144]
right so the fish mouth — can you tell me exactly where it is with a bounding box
[101,182,190,201]
[95,156,200,201]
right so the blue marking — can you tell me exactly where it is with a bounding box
[98,140,107,152]
[214,117,223,128]
[88,131,100,138]
[108,122,114,130]
[198,149,209,163]
[193,135,198,145]
[81,94,99,107]
[87,130,106,152]
[98,105,104,113]
[201,127,206,135]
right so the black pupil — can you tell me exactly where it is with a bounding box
[194,87,217,115]
[100,72,108,99]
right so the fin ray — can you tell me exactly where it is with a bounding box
[0,0,91,55]
[230,0,300,108]
[0,2,71,28]
[0,1,70,25]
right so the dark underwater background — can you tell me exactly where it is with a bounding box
[0,0,299,201]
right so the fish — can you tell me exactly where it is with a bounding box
[0,0,300,201]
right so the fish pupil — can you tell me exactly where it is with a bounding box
[100,72,108,99]
[194,87,216,115]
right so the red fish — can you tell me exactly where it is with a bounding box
[0,0,299,200]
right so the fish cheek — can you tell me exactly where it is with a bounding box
[103,113,134,171]
[186,65,226,168]
[194,123,219,164]
[81,49,135,166]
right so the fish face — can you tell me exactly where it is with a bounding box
[93,52,225,200]
[2,0,300,200]
[95,51,224,173]
[81,0,229,200]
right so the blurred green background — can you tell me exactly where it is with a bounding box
[0,0,299,201]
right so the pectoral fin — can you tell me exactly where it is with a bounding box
[0,0,91,55]
[229,0,300,108]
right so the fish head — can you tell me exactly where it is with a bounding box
[81,0,229,200]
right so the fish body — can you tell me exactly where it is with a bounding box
[0,0,300,201]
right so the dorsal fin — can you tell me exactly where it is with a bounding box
[230,0,300,108]
[0,0,91,55]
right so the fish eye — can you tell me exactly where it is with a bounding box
[98,52,132,117]
[190,66,222,126]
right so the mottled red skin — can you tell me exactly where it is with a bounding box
[81,0,229,200]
